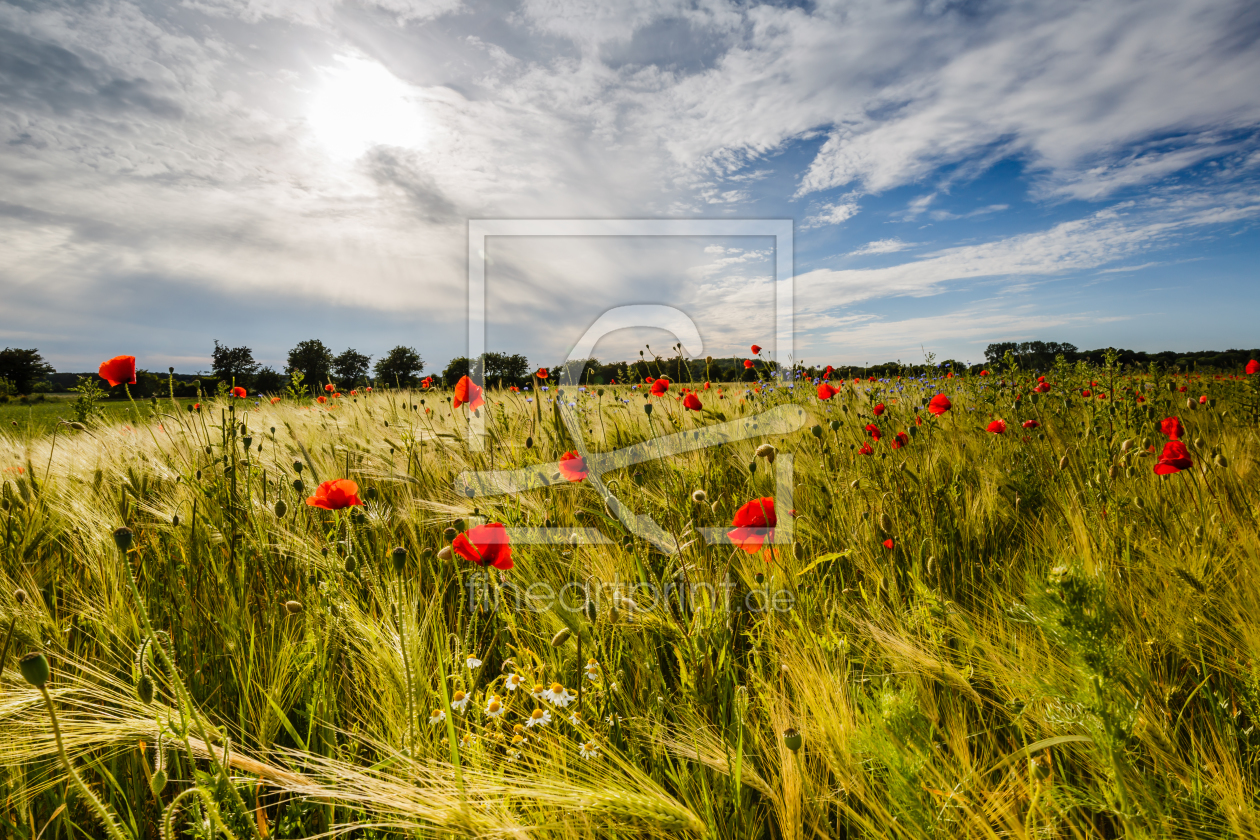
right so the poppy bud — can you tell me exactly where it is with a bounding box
[850,479,859,490]
[1108,465,1117,479]
[284,600,303,615]
[443,527,457,541]
[150,768,168,795]
[292,478,304,493]
[1030,756,1051,781]
[633,471,645,486]
[879,513,892,532]
[829,420,840,431]
[525,436,533,448]
[1058,455,1069,470]
[274,499,287,518]
[241,436,252,450]
[366,487,378,501]
[195,469,202,481]
[20,652,50,688]
[137,673,155,704]
[293,460,304,473]
[344,555,357,574]
[1134,497,1144,509]
[748,461,757,474]
[1215,454,1228,468]
[551,628,571,647]
[644,403,653,415]
[754,443,777,462]
[926,556,936,578]
[113,527,133,553]
[692,489,707,503]
[811,424,823,438]
[783,727,803,752]
[205,446,212,455]
[1186,398,1195,410]
[391,546,407,573]
[14,588,26,605]
[584,599,597,621]
[437,545,453,561]
[1194,437,1203,450]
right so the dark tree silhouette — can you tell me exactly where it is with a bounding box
[333,348,372,386]
[286,339,334,393]
[374,346,425,388]
[0,347,55,394]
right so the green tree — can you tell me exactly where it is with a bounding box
[211,340,259,388]
[286,340,334,394]
[0,347,55,394]
[374,346,425,388]
[442,356,471,387]
[254,367,284,394]
[333,348,373,386]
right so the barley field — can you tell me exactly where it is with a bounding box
[2,359,1260,839]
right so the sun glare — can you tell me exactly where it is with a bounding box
[307,55,428,160]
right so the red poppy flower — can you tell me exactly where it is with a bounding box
[366,386,372,392]
[824,365,833,379]
[98,356,137,387]
[743,359,754,369]
[1160,416,1183,440]
[557,450,588,482]
[537,368,548,379]
[317,395,327,404]
[872,403,886,416]
[727,497,775,554]
[306,479,364,510]
[864,423,881,441]
[980,370,989,376]
[1153,440,1193,475]
[946,372,954,379]
[453,375,484,410]
[1198,395,1207,404]
[817,382,837,400]
[1022,419,1039,429]
[325,383,335,392]
[1178,385,1187,393]
[421,377,432,389]
[231,386,247,398]
[1137,394,1146,403]
[891,431,909,449]
[882,539,894,550]
[703,381,711,390]
[509,385,520,393]
[1247,360,1260,375]
[270,397,281,404]
[350,389,358,396]
[1081,389,1091,397]
[750,344,762,355]
[1034,382,1051,393]
[928,394,952,415]
[915,415,923,426]
[193,402,201,410]
[867,376,876,382]
[651,378,670,396]
[451,523,513,570]
[683,393,702,411]
[987,419,1007,434]
[857,443,873,455]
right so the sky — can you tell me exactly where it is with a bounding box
[1,0,1258,376]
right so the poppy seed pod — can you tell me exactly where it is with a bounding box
[551,628,571,647]
[284,600,303,615]
[644,403,653,415]
[14,588,26,605]
[454,518,465,532]
[366,486,378,501]
[783,727,803,752]
[525,436,534,449]
[293,460,304,473]
[829,420,840,431]
[692,489,707,503]
[137,673,155,705]
[20,652,50,688]
[443,527,457,541]
[811,424,823,438]
[274,499,287,518]
[241,436,252,450]
[391,546,407,573]
[754,443,777,463]
[113,527,133,553]
[292,478,304,493]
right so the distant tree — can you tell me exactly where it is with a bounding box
[286,339,334,393]
[374,346,425,388]
[254,367,284,394]
[211,340,259,388]
[484,352,529,387]
[332,348,372,386]
[442,356,471,387]
[983,342,1017,366]
[0,348,55,394]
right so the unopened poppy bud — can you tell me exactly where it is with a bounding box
[20,652,50,688]
[525,436,533,449]
[137,673,155,704]
[437,545,453,561]
[1194,437,1203,449]
[14,588,26,605]
[68,422,87,431]
[1121,439,1132,452]
[391,546,407,573]
[284,600,303,615]
[1215,454,1228,468]
[783,727,802,752]
[1108,465,1117,479]
[850,479,860,490]
[344,555,357,574]
[292,479,304,493]
[705,356,713,364]
[1058,455,1069,470]
[1134,497,1145,509]
[644,403,653,415]
[274,499,287,518]
[150,768,168,795]
[829,420,840,431]
[366,486,378,501]
[1186,398,1195,410]
[293,460,304,473]
[879,513,892,532]
[811,424,823,438]
[692,489,707,503]
[584,599,597,621]
[113,527,133,552]
[195,469,202,481]
[754,443,777,463]
[551,628,571,647]
[443,527,457,541]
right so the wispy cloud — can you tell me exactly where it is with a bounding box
[849,238,914,256]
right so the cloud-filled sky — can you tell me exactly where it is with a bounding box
[1,0,1258,374]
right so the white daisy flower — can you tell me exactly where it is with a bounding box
[584,658,601,682]
[568,711,583,727]
[428,709,446,726]
[511,733,528,748]
[530,684,547,701]
[545,682,575,707]
[459,732,476,748]
[525,708,552,729]
[466,656,482,670]
[484,695,505,719]
[504,673,525,692]
[579,740,600,759]
[450,690,470,712]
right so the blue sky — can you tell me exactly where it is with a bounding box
[1,0,1258,375]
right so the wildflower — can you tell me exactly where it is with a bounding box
[466,656,482,670]
[509,385,519,392]
[531,684,547,701]
[421,377,432,389]
[1082,390,1091,397]
[525,708,552,729]
[324,383,335,392]
[270,397,281,404]
[1022,419,1040,429]
[858,443,873,455]
[883,539,894,550]
[751,344,762,354]
[980,370,989,376]
[817,382,837,400]
[428,709,446,725]
[1160,416,1184,440]
[1154,440,1193,475]
[505,673,525,692]
[453,376,484,410]
[683,393,702,411]
[579,740,600,759]
[306,479,364,510]
[350,389,358,396]
[891,431,909,449]
[585,658,601,681]
[1248,360,1260,375]
[824,365,833,379]
[928,394,952,415]
[451,523,513,570]
[451,690,470,712]
[864,423,881,442]
[1199,395,1207,404]
[484,695,505,718]
[316,395,327,404]
[651,378,670,396]
[558,450,588,482]
[744,359,754,369]
[537,368,548,379]
[545,683,575,707]
[231,386,247,398]
[873,403,886,416]
[727,497,776,554]
[987,419,1007,434]
[1034,381,1051,393]
[569,711,584,726]
[98,356,137,387]
[1178,385,1187,392]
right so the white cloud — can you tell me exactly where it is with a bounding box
[849,238,913,256]
[802,201,859,229]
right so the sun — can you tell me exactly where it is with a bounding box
[307,55,428,161]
